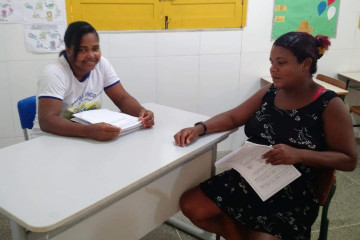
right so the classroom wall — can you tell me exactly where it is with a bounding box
[1,0,360,150]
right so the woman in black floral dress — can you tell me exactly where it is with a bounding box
[174,32,357,240]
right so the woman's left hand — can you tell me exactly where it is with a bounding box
[262,144,302,165]
[139,109,154,128]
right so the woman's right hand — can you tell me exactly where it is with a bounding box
[84,123,121,141]
[174,126,203,147]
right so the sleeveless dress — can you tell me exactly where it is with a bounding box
[200,85,338,240]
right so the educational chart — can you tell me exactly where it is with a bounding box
[22,0,66,52]
[273,0,340,39]
[22,0,65,22]
[24,24,65,53]
[0,0,21,22]
[0,0,66,53]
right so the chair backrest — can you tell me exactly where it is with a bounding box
[315,169,336,206]
[350,106,360,127]
[314,169,336,240]
[350,106,360,116]
[17,96,36,141]
[316,74,347,90]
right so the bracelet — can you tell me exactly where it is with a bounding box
[194,121,207,136]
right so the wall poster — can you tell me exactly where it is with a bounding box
[24,23,65,53]
[0,0,66,53]
[272,0,340,39]
[0,0,21,22]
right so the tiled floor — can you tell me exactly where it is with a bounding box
[1,139,359,240]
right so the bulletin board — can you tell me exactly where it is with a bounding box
[272,0,340,39]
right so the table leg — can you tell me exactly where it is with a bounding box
[10,220,26,240]
[165,145,219,240]
[345,79,350,89]
[166,217,217,240]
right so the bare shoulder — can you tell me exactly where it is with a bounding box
[322,95,353,131]
[323,96,349,117]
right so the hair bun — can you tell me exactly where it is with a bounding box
[315,35,331,58]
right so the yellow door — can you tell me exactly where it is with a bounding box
[66,0,162,30]
[66,0,247,30]
[160,0,247,29]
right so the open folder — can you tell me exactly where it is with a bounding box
[215,141,301,201]
[71,109,142,135]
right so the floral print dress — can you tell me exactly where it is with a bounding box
[200,85,338,240]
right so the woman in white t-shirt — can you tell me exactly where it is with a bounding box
[33,21,154,141]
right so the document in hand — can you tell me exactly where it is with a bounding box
[71,109,142,135]
[215,141,301,201]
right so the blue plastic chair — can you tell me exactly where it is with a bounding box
[17,96,36,141]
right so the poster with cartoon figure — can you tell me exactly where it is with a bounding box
[22,0,65,22]
[24,23,65,53]
[0,0,22,22]
[272,0,340,39]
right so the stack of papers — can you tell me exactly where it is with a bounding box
[71,109,142,135]
[215,141,301,201]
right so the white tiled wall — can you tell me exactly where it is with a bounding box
[157,32,201,56]
[200,31,242,54]
[157,56,199,112]
[198,54,240,116]
[109,33,157,57]
[0,61,14,139]
[1,0,360,150]
[110,57,157,104]
[317,49,355,76]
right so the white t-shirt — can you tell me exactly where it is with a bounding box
[31,54,120,138]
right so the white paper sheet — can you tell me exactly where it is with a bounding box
[72,109,142,135]
[215,141,301,201]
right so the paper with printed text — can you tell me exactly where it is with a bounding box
[215,141,301,201]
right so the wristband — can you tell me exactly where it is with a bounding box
[194,121,207,136]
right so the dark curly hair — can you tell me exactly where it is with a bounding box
[273,32,331,74]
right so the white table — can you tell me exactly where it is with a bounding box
[0,103,232,240]
[261,76,349,96]
[338,72,360,89]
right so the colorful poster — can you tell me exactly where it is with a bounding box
[1,1,67,53]
[0,0,22,22]
[24,24,65,53]
[22,0,65,22]
[272,0,340,39]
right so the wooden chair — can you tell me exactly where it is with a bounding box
[314,169,336,240]
[350,106,360,127]
[316,74,360,128]
[316,74,347,101]
[316,74,347,90]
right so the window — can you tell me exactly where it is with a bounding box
[66,0,247,30]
